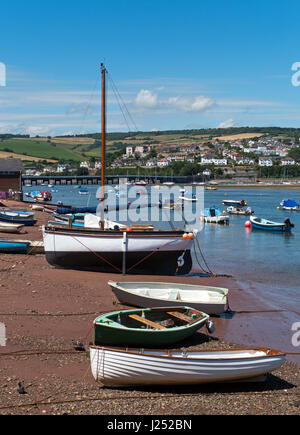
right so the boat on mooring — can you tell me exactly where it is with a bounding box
[249,216,294,232]
[200,207,229,224]
[227,206,254,215]
[279,199,300,211]
[93,306,211,347]
[222,199,247,207]
[89,345,285,386]
[108,280,229,315]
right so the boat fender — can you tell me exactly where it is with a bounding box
[205,320,215,334]
[182,233,193,239]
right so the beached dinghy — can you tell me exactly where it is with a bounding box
[0,239,30,253]
[250,216,294,232]
[0,210,36,226]
[89,346,285,386]
[0,222,24,233]
[108,281,228,315]
[93,306,211,347]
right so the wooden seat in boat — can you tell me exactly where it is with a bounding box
[128,314,166,329]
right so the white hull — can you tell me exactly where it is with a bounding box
[200,215,229,224]
[42,226,194,275]
[90,346,285,386]
[108,281,228,315]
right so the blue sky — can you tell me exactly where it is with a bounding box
[1,0,300,136]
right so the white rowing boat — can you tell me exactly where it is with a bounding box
[0,222,24,233]
[89,346,285,386]
[108,281,229,315]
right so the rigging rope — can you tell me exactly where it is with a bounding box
[107,72,139,133]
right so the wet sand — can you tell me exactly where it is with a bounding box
[0,200,299,415]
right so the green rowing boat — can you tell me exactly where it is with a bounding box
[93,306,211,347]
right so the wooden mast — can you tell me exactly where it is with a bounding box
[101,63,106,197]
[100,63,107,229]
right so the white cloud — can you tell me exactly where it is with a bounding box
[134,89,215,113]
[218,118,235,128]
[168,95,215,112]
[135,89,158,109]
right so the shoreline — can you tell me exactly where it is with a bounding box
[0,200,299,415]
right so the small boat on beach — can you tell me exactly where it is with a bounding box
[93,306,211,347]
[89,346,286,386]
[0,238,30,253]
[249,216,294,232]
[0,210,37,226]
[0,222,24,233]
[227,206,254,216]
[279,199,300,211]
[108,280,229,315]
[200,207,229,224]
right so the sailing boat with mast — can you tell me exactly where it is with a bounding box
[42,64,194,275]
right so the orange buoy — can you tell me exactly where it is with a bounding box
[245,220,251,228]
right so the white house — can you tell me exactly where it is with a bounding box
[157,158,170,167]
[80,161,90,169]
[200,157,227,165]
[258,158,273,167]
[281,157,295,166]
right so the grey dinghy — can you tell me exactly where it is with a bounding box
[108,280,229,315]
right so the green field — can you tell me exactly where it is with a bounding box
[0,139,83,161]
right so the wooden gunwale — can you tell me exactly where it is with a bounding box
[89,345,286,361]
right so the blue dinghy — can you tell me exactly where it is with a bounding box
[0,210,37,226]
[0,239,30,253]
[250,216,294,232]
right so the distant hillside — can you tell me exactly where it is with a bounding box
[0,126,299,163]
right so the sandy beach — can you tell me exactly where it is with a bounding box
[0,200,299,415]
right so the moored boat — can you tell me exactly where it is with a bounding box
[222,199,247,207]
[93,306,211,347]
[249,216,294,232]
[279,199,300,211]
[108,280,229,315]
[200,207,229,224]
[89,346,285,386]
[227,206,253,215]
